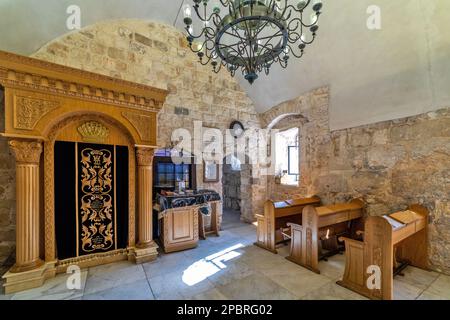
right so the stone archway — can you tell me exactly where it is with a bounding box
[222,155,241,212]
[221,154,253,225]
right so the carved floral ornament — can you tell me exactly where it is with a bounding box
[77,121,110,143]
[14,96,60,130]
[136,147,154,166]
[122,111,154,142]
[9,140,43,164]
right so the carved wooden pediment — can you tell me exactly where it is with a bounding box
[0,50,168,146]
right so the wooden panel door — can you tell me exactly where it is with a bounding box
[169,208,194,243]
[163,207,198,253]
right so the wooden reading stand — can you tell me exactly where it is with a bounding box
[337,204,429,300]
[286,199,365,274]
[198,200,221,240]
[255,196,321,253]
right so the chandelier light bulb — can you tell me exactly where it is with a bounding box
[311,12,318,24]
[191,41,201,52]
[183,4,193,25]
[183,5,192,18]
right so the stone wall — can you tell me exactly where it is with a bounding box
[264,87,450,274]
[0,88,16,266]
[30,19,265,224]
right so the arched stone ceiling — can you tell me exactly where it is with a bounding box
[1,0,449,130]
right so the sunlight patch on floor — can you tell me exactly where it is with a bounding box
[182,244,244,286]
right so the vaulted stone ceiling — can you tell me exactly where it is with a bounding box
[0,0,449,130]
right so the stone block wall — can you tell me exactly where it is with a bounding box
[31,19,265,224]
[264,87,450,274]
[0,88,16,266]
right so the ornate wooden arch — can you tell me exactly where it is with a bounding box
[43,113,137,264]
[0,50,168,294]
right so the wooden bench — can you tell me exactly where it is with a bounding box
[337,204,429,300]
[286,199,365,273]
[254,196,321,253]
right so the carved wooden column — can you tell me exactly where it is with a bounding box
[9,140,44,272]
[136,147,155,249]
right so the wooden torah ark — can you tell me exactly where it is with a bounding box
[337,204,429,300]
[255,196,321,253]
[287,198,365,274]
[0,50,168,294]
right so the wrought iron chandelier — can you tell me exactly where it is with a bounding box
[182,0,323,84]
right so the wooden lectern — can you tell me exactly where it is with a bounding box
[337,204,429,300]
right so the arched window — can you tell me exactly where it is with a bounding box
[275,127,299,186]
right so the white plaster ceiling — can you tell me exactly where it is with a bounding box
[0,0,449,130]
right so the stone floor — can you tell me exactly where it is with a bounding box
[1,209,450,300]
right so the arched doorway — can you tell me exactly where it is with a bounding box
[221,154,253,228]
[222,155,241,228]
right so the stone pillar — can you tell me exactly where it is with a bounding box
[8,140,43,273]
[133,147,158,263]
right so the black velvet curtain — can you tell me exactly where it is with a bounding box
[55,141,129,260]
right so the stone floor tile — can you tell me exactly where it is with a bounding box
[318,254,346,280]
[83,279,154,300]
[147,268,215,300]
[393,279,423,300]
[300,282,367,300]
[84,261,146,295]
[215,273,298,300]
[266,270,332,299]
[193,288,228,300]
[208,260,255,287]
[11,270,88,300]
[394,266,440,290]
[421,274,450,299]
